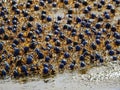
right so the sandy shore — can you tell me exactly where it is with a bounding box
[0,61,120,90]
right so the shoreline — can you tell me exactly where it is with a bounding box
[0,61,120,90]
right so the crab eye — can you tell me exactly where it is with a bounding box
[45,56,50,62]
[43,67,49,74]
[52,2,57,7]
[64,0,68,5]
[1,69,6,76]
[76,17,81,23]
[80,62,86,67]
[112,56,117,61]
[115,39,120,46]
[105,23,111,29]
[108,50,115,56]
[29,16,34,21]
[47,16,52,22]
[74,2,80,8]
[105,14,110,19]
[39,1,45,6]
[14,48,20,57]
[97,3,102,9]
[26,2,31,8]
[34,5,39,11]
[37,52,44,59]
[59,63,64,69]
[82,1,88,6]
[75,45,81,51]
[70,63,74,70]
[106,44,112,50]
[106,4,112,9]
[95,23,101,29]
[26,56,33,64]
[0,42,3,51]
[96,39,101,45]
[61,59,67,65]
[13,70,19,78]
[80,55,85,61]
[99,58,104,63]
[5,62,10,71]
[87,6,92,11]
[64,52,70,58]
[91,43,97,50]
[0,27,5,35]
[21,65,27,75]
[100,0,105,5]
[68,9,73,14]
